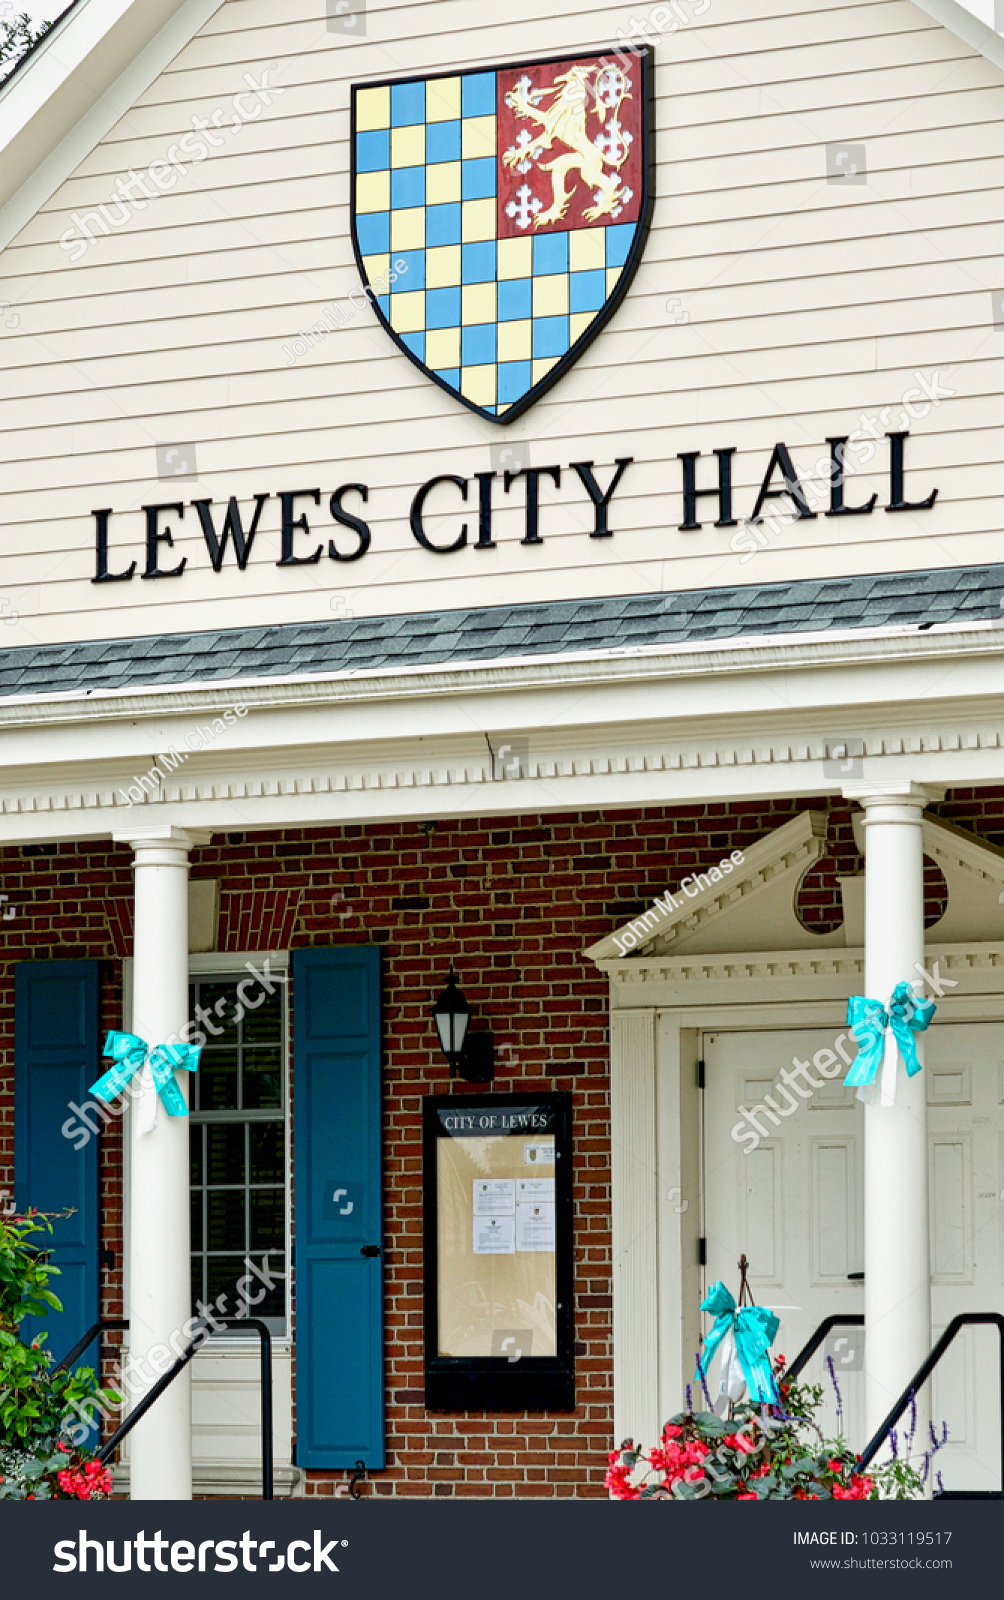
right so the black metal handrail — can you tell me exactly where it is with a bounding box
[857,1313,1004,1487]
[56,1318,129,1373]
[785,1315,865,1382]
[787,1311,1004,1494]
[58,1316,273,1500]
[216,1319,273,1502]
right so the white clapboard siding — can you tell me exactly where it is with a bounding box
[0,0,1003,645]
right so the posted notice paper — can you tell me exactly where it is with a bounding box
[473,1178,515,1216]
[473,1215,516,1255]
[517,1178,555,1203]
[523,1142,555,1166]
[516,1201,556,1253]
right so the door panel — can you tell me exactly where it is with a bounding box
[927,1022,1004,1491]
[704,1027,865,1444]
[703,1021,1004,1492]
[812,1139,856,1283]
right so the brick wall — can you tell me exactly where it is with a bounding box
[0,794,982,1495]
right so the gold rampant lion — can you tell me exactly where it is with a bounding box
[503,65,632,229]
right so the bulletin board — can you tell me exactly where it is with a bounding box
[423,1093,573,1412]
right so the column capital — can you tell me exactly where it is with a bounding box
[113,826,213,853]
[842,781,945,815]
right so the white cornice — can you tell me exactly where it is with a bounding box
[0,619,1003,730]
[598,941,1004,992]
[0,623,1000,842]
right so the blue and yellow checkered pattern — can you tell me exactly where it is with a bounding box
[354,72,635,416]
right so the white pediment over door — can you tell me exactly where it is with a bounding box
[584,811,1004,963]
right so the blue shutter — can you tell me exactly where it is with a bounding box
[14,960,100,1363]
[293,944,384,1469]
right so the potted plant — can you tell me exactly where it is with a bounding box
[607,1262,948,1501]
[0,1209,118,1500]
[607,1356,946,1500]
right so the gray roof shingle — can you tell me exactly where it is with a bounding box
[1,562,1001,699]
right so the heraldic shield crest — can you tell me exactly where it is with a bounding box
[350,48,654,423]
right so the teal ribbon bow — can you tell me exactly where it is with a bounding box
[844,983,936,1091]
[696,1282,780,1406]
[90,1030,202,1119]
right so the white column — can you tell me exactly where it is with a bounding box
[115,827,205,1501]
[851,786,931,1455]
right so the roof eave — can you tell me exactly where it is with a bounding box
[0,0,224,253]
[909,0,1004,75]
[0,616,1000,728]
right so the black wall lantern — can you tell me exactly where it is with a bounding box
[432,965,494,1083]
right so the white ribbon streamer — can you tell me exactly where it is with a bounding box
[713,1326,748,1415]
[136,1062,159,1136]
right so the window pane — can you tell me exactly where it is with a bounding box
[206,1124,245,1186]
[243,1047,282,1110]
[243,985,282,1043]
[207,1255,247,1318]
[199,981,241,1042]
[190,970,287,1334]
[249,1122,283,1183]
[257,1255,285,1320]
[237,1254,286,1321]
[207,1190,246,1252]
[190,1126,203,1186]
[249,1187,284,1251]
[197,1049,239,1110]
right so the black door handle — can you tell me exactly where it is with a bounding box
[360,1245,381,1258]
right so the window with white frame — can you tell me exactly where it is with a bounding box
[188,969,288,1336]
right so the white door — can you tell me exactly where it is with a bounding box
[703,1023,1004,1492]
[927,1022,1004,1493]
[703,1028,866,1446]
